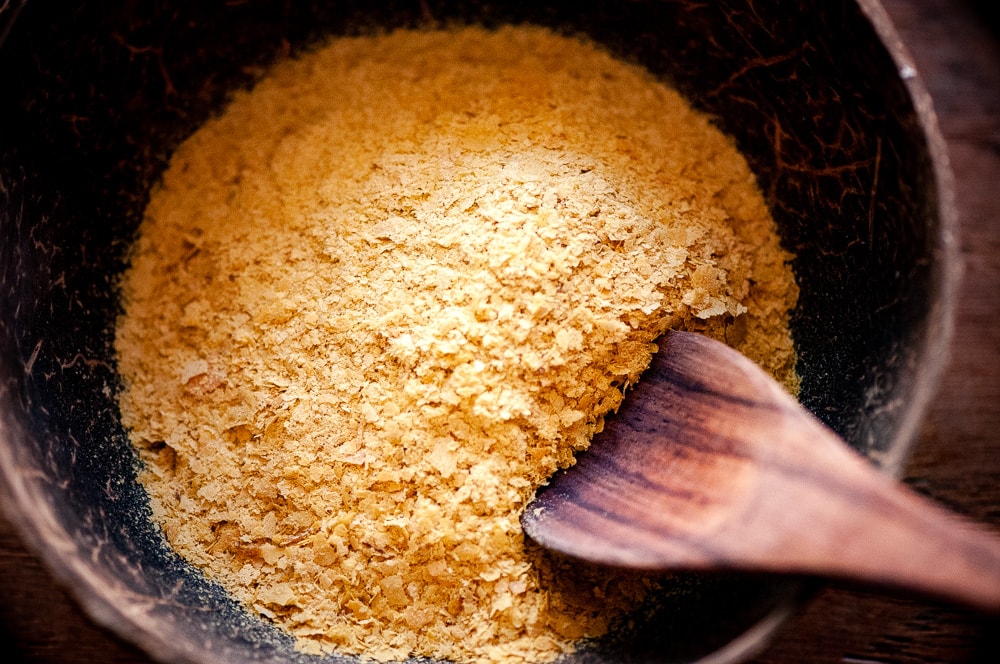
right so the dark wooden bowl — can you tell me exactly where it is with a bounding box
[0,1,956,662]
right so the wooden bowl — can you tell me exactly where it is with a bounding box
[0,1,956,662]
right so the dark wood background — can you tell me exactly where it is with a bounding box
[2,0,998,661]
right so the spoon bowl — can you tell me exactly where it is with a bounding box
[522,331,1000,612]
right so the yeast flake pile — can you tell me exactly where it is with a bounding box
[115,25,798,663]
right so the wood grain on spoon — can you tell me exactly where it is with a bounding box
[520,331,1000,612]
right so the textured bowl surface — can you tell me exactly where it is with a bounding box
[0,1,955,663]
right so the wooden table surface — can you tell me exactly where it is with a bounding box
[2,0,998,661]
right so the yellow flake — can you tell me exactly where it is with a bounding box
[115,24,799,664]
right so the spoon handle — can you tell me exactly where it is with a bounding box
[741,412,1000,612]
[689,333,1000,612]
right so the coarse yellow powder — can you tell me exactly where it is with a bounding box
[115,25,799,664]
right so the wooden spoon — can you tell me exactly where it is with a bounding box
[520,331,1000,612]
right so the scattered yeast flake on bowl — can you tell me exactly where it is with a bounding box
[114,25,799,664]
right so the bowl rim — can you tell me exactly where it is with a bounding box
[0,0,962,662]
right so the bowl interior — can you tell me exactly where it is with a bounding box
[0,1,953,663]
